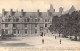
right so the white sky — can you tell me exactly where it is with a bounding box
[0,0,80,13]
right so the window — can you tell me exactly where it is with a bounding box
[18,30,19,34]
[35,24,37,27]
[40,27,43,31]
[45,19,49,22]
[13,29,16,34]
[5,24,8,27]
[45,24,47,27]
[1,29,4,34]
[24,24,27,27]
[5,29,8,34]
[13,24,16,27]
[35,29,37,33]
[25,29,27,34]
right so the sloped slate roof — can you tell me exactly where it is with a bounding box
[3,10,63,18]
[25,12,38,18]
[53,12,61,17]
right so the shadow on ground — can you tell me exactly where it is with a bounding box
[0,43,34,47]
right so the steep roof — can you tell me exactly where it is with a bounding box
[69,5,76,14]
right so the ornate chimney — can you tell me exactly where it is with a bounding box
[37,9,40,13]
[2,9,5,16]
[37,9,40,16]
[59,7,63,14]
[10,9,13,16]
[21,9,24,16]
[49,4,55,13]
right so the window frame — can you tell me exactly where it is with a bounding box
[24,24,27,27]
[13,24,16,27]
[5,29,8,34]
[13,29,16,34]
[25,29,27,34]
[35,24,37,27]
[5,24,8,27]
[35,29,37,33]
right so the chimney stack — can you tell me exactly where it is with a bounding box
[37,9,40,16]
[59,7,63,14]
[21,9,24,16]
[10,9,13,16]
[2,9,5,16]
[37,9,40,13]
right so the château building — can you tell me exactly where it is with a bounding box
[0,4,75,36]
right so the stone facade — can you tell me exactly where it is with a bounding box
[2,4,74,36]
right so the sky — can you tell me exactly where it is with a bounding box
[0,0,80,13]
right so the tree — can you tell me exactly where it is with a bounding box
[51,10,80,40]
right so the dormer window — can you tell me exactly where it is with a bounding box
[2,20,4,22]
[13,18,16,22]
[16,18,19,22]
[27,18,30,22]
[8,18,11,22]
[9,15,11,17]
[35,18,37,22]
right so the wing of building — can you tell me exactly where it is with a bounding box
[0,4,76,36]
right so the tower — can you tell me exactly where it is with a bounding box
[49,4,55,13]
[69,5,76,14]
[59,7,63,14]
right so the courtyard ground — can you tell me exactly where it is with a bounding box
[0,33,80,51]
